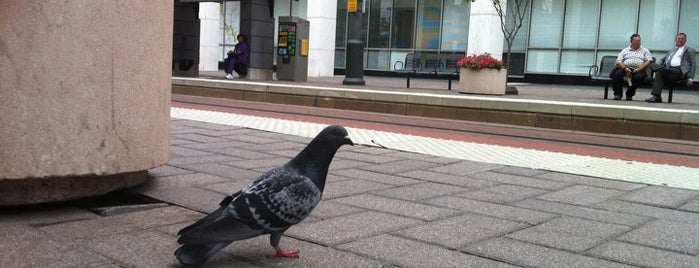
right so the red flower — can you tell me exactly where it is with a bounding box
[457,53,504,70]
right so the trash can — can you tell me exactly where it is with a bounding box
[276,16,309,82]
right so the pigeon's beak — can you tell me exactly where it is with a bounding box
[345,136,354,146]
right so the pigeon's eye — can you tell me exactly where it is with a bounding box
[331,129,340,136]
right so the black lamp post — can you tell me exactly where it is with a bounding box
[342,0,365,85]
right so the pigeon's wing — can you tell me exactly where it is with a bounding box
[243,167,322,230]
[177,193,266,244]
[177,191,241,236]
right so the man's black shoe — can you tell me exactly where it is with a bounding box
[613,95,622,100]
[645,96,662,103]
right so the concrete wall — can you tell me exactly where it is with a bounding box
[0,1,172,205]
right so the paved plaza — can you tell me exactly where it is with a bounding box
[1,112,697,267]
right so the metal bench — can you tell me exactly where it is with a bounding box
[394,52,462,90]
[588,55,616,99]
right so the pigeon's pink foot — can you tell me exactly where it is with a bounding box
[269,248,300,258]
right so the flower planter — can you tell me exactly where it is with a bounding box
[458,68,507,95]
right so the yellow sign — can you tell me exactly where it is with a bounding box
[301,39,309,56]
[348,0,357,12]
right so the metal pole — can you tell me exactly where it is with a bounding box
[342,0,365,85]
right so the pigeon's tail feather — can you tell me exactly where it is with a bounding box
[175,242,230,267]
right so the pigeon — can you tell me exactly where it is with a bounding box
[174,125,354,266]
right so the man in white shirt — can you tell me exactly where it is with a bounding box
[611,34,653,101]
[646,33,696,103]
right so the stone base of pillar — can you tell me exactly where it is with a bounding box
[248,68,274,80]
[0,171,150,206]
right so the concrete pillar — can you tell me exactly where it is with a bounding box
[307,0,338,77]
[467,0,505,59]
[241,0,275,80]
[0,1,172,205]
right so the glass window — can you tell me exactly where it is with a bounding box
[504,0,530,52]
[366,50,390,69]
[562,0,598,48]
[416,0,441,49]
[526,50,559,73]
[391,0,415,48]
[528,0,563,48]
[441,0,470,51]
[560,50,594,74]
[598,1,638,49]
[336,0,348,48]
[368,0,392,48]
[679,0,699,79]
[679,0,699,47]
[638,0,678,50]
[335,49,346,68]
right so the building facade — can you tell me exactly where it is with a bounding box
[200,0,698,81]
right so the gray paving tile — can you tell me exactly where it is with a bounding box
[336,151,401,163]
[593,200,699,224]
[398,169,495,188]
[470,171,572,190]
[286,211,422,246]
[537,185,624,206]
[458,184,549,204]
[223,236,383,268]
[170,146,216,157]
[198,180,256,196]
[225,134,285,144]
[679,199,699,213]
[426,196,556,225]
[138,173,230,190]
[181,140,257,150]
[537,172,646,191]
[617,219,699,255]
[308,200,367,220]
[177,162,261,180]
[464,237,634,268]
[0,207,97,226]
[82,229,186,268]
[168,154,240,165]
[223,157,288,170]
[617,185,699,208]
[0,225,111,267]
[40,206,202,240]
[373,182,469,201]
[587,241,699,268]
[359,159,442,174]
[322,178,394,199]
[239,141,305,152]
[331,168,421,186]
[169,138,198,146]
[326,158,374,170]
[349,146,395,155]
[204,147,277,159]
[428,161,503,176]
[506,217,631,252]
[148,164,195,177]
[386,151,463,164]
[395,213,528,249]
[142,186,228,213]
[492,166,550,177]
[513,199,649,226]
[333,194,462,221]
[338,234,517,268]
[172,133,231,143]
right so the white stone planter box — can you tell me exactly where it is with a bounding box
[458,68,507,95]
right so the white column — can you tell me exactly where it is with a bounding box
[199,3,221,72]
[467,0,505,60]
[306,0,338,77]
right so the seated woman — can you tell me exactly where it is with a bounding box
[224,34,249,79]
